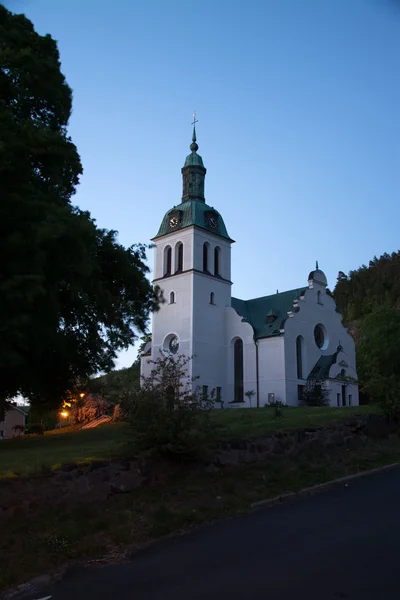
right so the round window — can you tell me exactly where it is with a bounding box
[163,334,179,356]
[169,335,179,355]
[314,325,325,349]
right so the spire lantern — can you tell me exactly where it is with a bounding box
[181,115,206,203]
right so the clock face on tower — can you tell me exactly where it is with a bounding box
[169,216,179,229]
[208,216,218,229]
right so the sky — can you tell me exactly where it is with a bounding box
[4,0,400,369]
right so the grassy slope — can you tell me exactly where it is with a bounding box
[214,405,377,437]
[0,423,128,477]
[2,434,400,592]
[0,406,377,477]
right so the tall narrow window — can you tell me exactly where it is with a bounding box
[317,290,322,304]
[203,243,209,272]
[202,385,208,400]
[169,291,175,304]
[214,246,221,276]
[234,338,244,403]
[210,292,215,304]
[337,393,340,407]
[164,246,172,276]
[175,242,183,272]
[348,394,352,406]
[296,336,303,379]
[216,387,222,403]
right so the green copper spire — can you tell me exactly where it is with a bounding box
[182,116,206,202]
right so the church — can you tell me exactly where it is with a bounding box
[141,127,359,408]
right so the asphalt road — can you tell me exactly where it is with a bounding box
[21,466,400,600]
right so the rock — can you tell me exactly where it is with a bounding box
[229,439,247,450]
[60,463,78,472]
[214,452,240,467]
[109,471,142,494]
[204,463,220,474]
[365,415,397,438]
[54,470,74,482]
[116,459,132,471]
[242,452,259,465]
[90,460,109,470]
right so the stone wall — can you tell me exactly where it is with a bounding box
[0,459,178,521]
[0,414,396,521]
[213,414,397,467]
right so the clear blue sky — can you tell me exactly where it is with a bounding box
[5,0,400,368]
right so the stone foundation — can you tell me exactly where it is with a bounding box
[213,414,397,467]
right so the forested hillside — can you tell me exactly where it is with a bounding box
[334,251,400,322]
[334,251,400,412]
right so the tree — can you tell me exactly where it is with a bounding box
[123,354,218,460]
[245,389,255,408]
[0,7,159,417]
[299,380,330,407]
[357,307,400,418]
[88,362,141,405]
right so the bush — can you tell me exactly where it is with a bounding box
[69,393,111,424]
[12,424,25,435]
[122,354,218,461]
[364,375,400,421]
[299,380,330,407]
[27,423,45,435]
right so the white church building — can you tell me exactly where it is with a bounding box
[141,128,358,408]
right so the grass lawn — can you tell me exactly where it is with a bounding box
[213,405,379,437]
[0,406,379,478]
[0,423,129,478]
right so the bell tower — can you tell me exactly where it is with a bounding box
[141,124,234,399]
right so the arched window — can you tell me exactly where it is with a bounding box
[164,246,172,276]
[341,368,346,378]
[317,290,322,304]
[175,242,183,272]
[296,336,303,379]
[210,292,215,304]
[234,338,244,403]
[214,246,221,276]
[169,291,175,304]
[203,243,209,272]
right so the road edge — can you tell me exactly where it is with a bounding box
[250,462,400,510]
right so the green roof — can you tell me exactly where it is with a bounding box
[184,151,204,167]
[231,288,306,339]
[308,354,338,380]
[154,200,232,240]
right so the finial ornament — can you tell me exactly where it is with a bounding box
[316,260,319,269]
[190,111,199,152]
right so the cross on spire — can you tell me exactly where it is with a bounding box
[191,111,198,143]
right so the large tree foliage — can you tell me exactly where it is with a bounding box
[334,251,400,322]
[356,307,400,417]
[334,252,400,412]
[0,7,159,416]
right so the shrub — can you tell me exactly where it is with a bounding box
[122,354,218,460]
[12,424,25,435]
[364,375,400,420]
[28,423,45,435]
[299,380,330,407]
